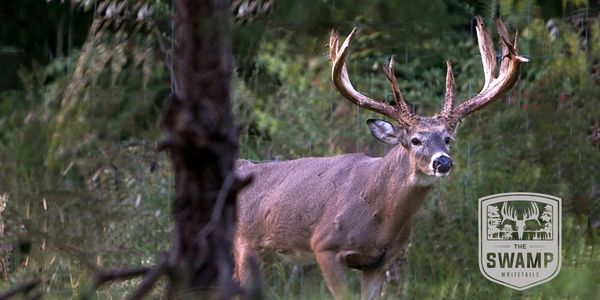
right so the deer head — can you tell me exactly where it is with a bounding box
[501,202,541,239]
[329,17,529,179]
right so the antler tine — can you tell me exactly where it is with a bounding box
[329,28,416,127]
[329,29,340,63]
[534,203,541,224]
[528,203,541,224]
[514,29,519,53]
[441,60,455,117]
[477,16,497,92]
[382,56,415,124]
[382,56,401,106]
[501,202,517,223]
[496,18,514,76]
[445,17,529,130]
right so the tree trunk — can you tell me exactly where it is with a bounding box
[161,0,243,297]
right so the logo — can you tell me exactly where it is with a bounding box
[479,193,561,290]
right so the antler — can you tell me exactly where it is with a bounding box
[441,60,455,116]
[329,28,418,128]
[522,203,541,224]
[441,17,529,130]
[500,202,517,224]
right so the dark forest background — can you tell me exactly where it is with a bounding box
[0,0,599,298]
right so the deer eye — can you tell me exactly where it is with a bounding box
[444,137,452,145]
[411,138,421,146]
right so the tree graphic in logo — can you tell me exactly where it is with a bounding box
[487,201,552,240]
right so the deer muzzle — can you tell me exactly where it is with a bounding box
[431,153,453,175]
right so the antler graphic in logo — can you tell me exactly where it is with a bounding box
[501,202,541,239]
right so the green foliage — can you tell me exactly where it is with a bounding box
[233,2,600,298]
[0,1,171,298]
[403,9,600,298]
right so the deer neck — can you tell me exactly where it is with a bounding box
[370,145,435,234]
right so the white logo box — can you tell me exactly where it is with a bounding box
[479,193,561,290]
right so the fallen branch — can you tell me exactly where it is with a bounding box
[128,260,169,300]
[92,266,151,288]
[0,277,41,300]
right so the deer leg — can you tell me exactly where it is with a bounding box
[382,226,411,298]
[234,241,259,287]
[315,251,348,300]
[383,251,408,298]
[360,270,384,300]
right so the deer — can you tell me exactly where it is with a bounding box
[234,17,528,299]
[501,202,541,239]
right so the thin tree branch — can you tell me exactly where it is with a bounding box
[197,172,236,241]
[89,256,168,298]
[128,260,169,300]
[152,27,179,96]
[92,266,151,288]
[0,278,41,300]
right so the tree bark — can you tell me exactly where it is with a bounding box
[161,0,244,297]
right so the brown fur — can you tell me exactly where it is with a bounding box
[234,118,452,299]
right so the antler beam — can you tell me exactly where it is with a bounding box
[329,28,417,127]
[441,17,529,129]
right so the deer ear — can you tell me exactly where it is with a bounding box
[367,119,407,145]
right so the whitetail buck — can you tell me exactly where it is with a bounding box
[501,202,541,239]
[234,17,528,299]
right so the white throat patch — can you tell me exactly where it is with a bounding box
[411,172,439,187]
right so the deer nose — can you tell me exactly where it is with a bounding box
[433,155,453,174]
